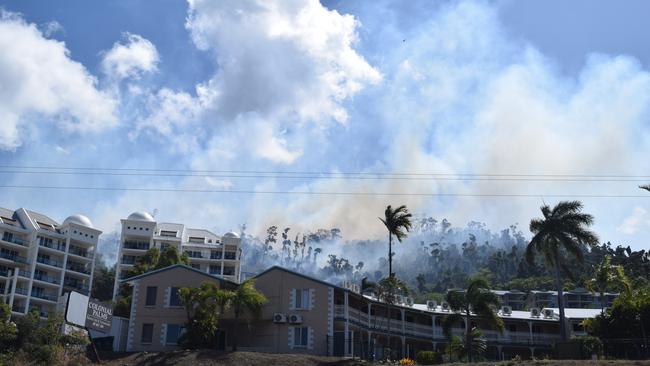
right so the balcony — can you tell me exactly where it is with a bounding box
[39,240,66,252]
[0,252,29,264]
[34,273,60,285]
[185,251,206,259]
[31,291,58,302]
[1,234,28,247]
[123,241,150,250]
[64,280,89,293]
[224,252,237,260]
[121,257,136,265]
[11,304,25,313]
[66,264,90,275]
[14,287,29,296]
[37,256,63,268]
[210,253,222,260]
[18,269,30,278]
[68,246,91,258]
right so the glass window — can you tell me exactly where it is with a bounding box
[294,289,310,309]
[166,324,185,345]
[169,287,182,307]
[293,327,308,347]
[145,286,157,306]
[141,323,153,344]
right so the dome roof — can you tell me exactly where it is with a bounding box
[223,231,239,238]
[63,214,94,228]
[127,211,155,222]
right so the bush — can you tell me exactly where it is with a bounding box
[32,344,64,365]
[572,335,603,358]
[416,351,443,365]
[398,357,415,365]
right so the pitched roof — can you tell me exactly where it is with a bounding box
[121,264,238,286]
[254,265,349,291]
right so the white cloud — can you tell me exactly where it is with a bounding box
[617,207,650,235]
[101,33,159,80]
[40,20,64,37]
[0,11,117,151]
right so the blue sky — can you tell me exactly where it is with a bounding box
[1,0,650,253]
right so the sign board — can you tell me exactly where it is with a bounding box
[85,299,113,332]
[65,291,113,333]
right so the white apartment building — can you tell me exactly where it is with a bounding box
[112,212,242,299]
[0,207,100,319]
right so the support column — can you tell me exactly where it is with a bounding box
[368,331,372,360]
[401,309,406,358]
[344,291,350,356]
[497,345,503,361]
[432,315,436,341]
[401,336,406,358]
[531,347,535,358]
[528,321,533,345]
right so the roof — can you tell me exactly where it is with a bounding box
[254,266,349,292]
[26,209,59,227]
[121,264,238,286]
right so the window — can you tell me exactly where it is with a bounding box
[145,286,157,306]
[166,324,185,345]
[141,323,153,344]
[294,289,310,310]
[191,263,201,269]
[169,287,182,307]
[293,327,308,347]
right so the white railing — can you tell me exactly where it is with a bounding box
[334,305,561,345]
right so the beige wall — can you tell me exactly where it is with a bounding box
[127,266,227,352]
[236,268,332,355]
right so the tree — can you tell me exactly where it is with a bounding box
[526,200,599,340]
[442,277,503,362]
[446,328,487,362]
[374,276,410,358]
[0,303,17,352]
[379,205,412,278]
[178,282,227,349]
[91,254,115,301]
[587,255,631,313]
[228,279,267,351]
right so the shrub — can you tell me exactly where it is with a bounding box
[416,351,443,365]
[398,357,415,365]
[572,335,603,358]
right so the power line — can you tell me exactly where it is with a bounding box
[1,168,650,182]
[1,184,649,198]
[1,164,650,179]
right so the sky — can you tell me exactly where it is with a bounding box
[1,0,650,255]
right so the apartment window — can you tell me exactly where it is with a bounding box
[210,251,222,259]
[160,230,177,237]
[166,324,185,345]
[145,286,157,306]
[191,263,201,269]
[294,289,310,310]
[292,327,309,347]
[169,287,182,307]
[141,323,154,344]
[2,232,13,242]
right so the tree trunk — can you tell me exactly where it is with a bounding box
[465,309,472,362]
[232,309,239,351]
[388,233,393,278]
[554,251,567,341]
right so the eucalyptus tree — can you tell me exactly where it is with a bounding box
[587,255,631,313]
[442,277,503,362]
[526,200,599,340]
[379,205,412,278]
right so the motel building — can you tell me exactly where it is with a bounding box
[121,265,599,360]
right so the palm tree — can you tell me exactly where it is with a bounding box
[587,255,631,313]
[229,279,267,351]
[526,200,599,340]
[379,205,412,278]
[442,277,503,362]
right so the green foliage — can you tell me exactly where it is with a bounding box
[585,287,650,343]
[91,253,116,302]
[380,204,412,276]
[587,255,632,312]
[0,303,17,352]
[572,335,603,357]
[445,328,487,362]
[229,279,267,351]
[415,350,442,365]
[178,282,227,349]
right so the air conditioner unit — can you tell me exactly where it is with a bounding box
[501,306,512,316]
[530,308,541,318]
[405,297,414,307]
[543,308,554,318]
[273,313,287,323]
[426,300,437,310]
[441,302,450,311]
[289,314,303,324]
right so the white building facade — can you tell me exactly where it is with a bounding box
[112,212,242,300]
[0,207,100,319]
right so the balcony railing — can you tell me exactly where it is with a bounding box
[2,235,28,247]
[210,253,222,259]
[31,291,58,302]
[64,280,89,292]
[123,241,150,250]
[12,304,25,313]
[224,252,237,260]
[39,240,65,252]
[14,287,29,296]
[121,257,136,265]
[0,252,29,264]
[34,273,60,285]
[68,246,91,258]
[18,270,30,278]
[37,256,63,268]
[185,252,205,259]
[66,264,90,275]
